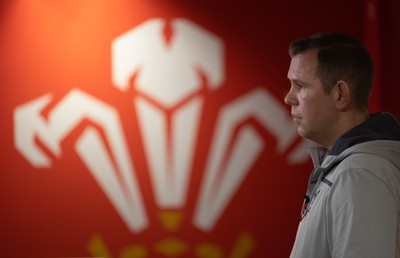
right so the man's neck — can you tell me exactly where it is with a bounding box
[325,111,369,151]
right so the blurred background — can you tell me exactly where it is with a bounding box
[1,0,399,257]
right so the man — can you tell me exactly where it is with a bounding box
[284,32,400,257]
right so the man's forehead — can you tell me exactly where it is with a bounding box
[287,49,318,79]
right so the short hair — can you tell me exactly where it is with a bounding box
[289,32,374,111]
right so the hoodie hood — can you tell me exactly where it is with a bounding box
[329,112,400,156]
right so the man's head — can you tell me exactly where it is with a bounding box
[285,33,373,148]
[289,32,374,112]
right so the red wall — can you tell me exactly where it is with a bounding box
[382,0,400,119]
[0,1,397,257]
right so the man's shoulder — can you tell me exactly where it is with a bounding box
[328,139,399,169]
[324,145,400,201]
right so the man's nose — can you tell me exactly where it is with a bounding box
[284,89,297,106]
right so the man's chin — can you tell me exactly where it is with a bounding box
[296,127,307,138]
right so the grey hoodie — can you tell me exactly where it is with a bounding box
[290,112,400,258]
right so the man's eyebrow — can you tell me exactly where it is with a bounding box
[288,78,307,85]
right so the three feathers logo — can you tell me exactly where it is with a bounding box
[13,18,309,257]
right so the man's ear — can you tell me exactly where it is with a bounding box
[334,80,351,110]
